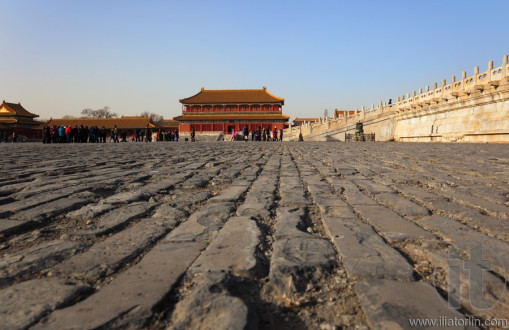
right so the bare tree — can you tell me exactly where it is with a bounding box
[62,115,75,119]
[81,106,118,118]
[139,111,164,124]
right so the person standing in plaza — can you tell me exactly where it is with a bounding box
[100,126,106,143]
[58,125,65,143]
[65,125,71,143]
[145,125,151,142]
[242,126,247,141]
[231,128,235,141]
[191,127,195,142]
[113,125,119,143]
[42,126,48,143]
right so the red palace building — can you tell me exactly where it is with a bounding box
[174,87,289,136]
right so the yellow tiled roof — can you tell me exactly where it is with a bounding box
[159,120,179,128]
[0,101,39,118]
[179,88,285,105]
[44,117,156,129]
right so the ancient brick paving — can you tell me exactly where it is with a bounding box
[0,142,508,329]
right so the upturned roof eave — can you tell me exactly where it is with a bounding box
[179,88,285,105]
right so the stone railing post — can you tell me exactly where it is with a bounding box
[487,61,493,81]
[503,55,508,78]
[362,106,366,119]
[450,75,456,95]
[461,71,466,89]
[474,66,479,85]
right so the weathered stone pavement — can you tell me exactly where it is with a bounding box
[1,141,508,329]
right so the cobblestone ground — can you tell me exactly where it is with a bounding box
[1,142,509,329]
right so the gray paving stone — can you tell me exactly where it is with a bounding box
[353,205,435,242]
[302,174,335,195]
[7,198,89,221]
[152,204,187,221]
[164,202,235,243]
[352,179,394,195]
[0,219,35,237]
[424,198,509,242]
[1,142,508,328]
[12,180,82,199]
[66,202,115,220]
[57,218,171,280]
[0,195,88,221]
[209,184,250,203]
[0,278,91,330]
[102,190,152,204]
[415,215,509,279]
[189,216,261,276]
[169,273,253,330]
[236,201,272,219]
[373,192,431,218]
[402,244,509,319]
[169,191,212,212]
[72,202,158,237]
[338,180,379,206]
[0,240,89,287]
[355,279,476,330]
[392,183,449,202]
[0,196,14,206]
[267,237,337,298]
[273,207,311,239]
[322,216,414,280]
[279,176,309,206]
[179,176,210,189]
[0,194,67,218]
[433,186,509,220]
[34,241,204,329]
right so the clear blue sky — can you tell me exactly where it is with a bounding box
[1,0,508,120]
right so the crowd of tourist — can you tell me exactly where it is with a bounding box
[41,125,180,143]
[238,126,284,141]
[5,125,286,144]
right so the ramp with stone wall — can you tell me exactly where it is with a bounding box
[285,55,509,143]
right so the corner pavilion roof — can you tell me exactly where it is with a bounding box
[0,101,39,118]
[179,88,285,105]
